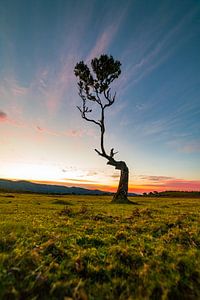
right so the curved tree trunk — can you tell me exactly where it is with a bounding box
[112,161,129,203]
[106,159,130,203]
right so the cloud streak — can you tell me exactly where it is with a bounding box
[86,24,118,62]
[63,178,97,184]
[0,77,28,98]
[36,125,96,138]
[31,57,76,114]
[86,2,130,62]
[138,175,174,182]
[121,6,199,92]
[0,108,95,139]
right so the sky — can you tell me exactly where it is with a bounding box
[0,0,200,193]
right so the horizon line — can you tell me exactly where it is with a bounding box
[0,177,199,194]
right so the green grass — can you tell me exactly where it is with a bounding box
[0,193,200,299]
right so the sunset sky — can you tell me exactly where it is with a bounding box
[0,0,200,193]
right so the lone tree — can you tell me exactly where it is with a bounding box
[74,54,130,204]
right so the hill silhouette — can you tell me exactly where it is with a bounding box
[0,179,108,195]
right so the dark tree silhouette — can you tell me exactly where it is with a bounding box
[74,54,131,203]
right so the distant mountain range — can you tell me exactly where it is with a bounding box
[0,179,108,195]
[0,178,138,196]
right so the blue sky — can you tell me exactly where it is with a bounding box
[0,0,200,192]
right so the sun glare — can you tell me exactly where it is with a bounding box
[1,162,101,186]
[2,163,62,182]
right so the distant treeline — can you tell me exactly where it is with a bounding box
[142,191,200,198]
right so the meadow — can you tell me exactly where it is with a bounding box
[0,193,200,300]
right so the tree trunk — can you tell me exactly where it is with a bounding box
[108,161,131,204]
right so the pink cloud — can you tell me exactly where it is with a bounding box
[164,179,200,190]
[0,110,7,122]
[135,175,200,192]
[147,179,200,190]
[0,110,27,129]
[129,174,200,193]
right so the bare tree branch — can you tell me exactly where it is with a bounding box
[77,105,101,127]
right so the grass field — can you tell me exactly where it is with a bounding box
[0,193,200,299]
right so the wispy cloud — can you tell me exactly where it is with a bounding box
[31,58,76,114]
[138,175,174,182]
[86,2,130,62]
[86,24,118,62]
[0,76,30,127]
[121,6,199,91]
[111,173,120,180]
[0,107,94,139]
[63,178,97,184]
[12,83,28,97]
[36,126,59,136]
[86,170,98,176]
[36,125,95,138]
[0,77,28,98]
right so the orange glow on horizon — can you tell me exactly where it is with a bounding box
[1,176,199,194]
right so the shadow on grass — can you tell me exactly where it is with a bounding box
[52,199,73,205]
